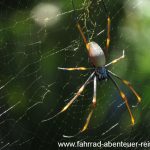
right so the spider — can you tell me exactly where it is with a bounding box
[47,0,141,137]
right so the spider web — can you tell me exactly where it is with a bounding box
[0,0,149,149]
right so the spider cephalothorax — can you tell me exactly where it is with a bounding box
[95,67,108,80]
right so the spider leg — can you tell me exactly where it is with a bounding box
[58,67,94,71]
[72,0,88,45]
[108,70,141,103]
[81,76,97,132]
[101,0,111,54]
[63,76,97,138]
[108,73,135,125]
[106,16,111,51]
[77,23,88,45]
[42,72,95,122]
[105,50,125,67]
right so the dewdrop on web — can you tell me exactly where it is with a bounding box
[31,2,61,27]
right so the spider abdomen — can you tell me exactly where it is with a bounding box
[86,41,106,67]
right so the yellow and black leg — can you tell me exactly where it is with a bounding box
[101,0,111,55]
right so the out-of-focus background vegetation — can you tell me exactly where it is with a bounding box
[0,0,150,149]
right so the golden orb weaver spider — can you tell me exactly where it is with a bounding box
[46,0,141,138]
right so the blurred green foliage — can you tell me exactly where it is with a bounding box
[0,0,150,149]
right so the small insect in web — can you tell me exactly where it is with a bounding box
[44,0,141,138]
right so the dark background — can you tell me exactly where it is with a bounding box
[0,0,149,149]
